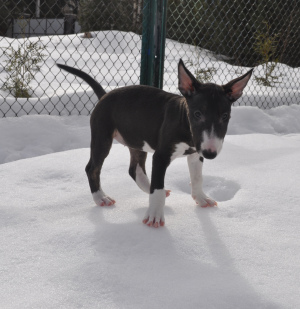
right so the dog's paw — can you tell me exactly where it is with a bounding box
[143,189,165,228]
[143,212,165,228]
[92,190,116,206]
[193,194,217,208]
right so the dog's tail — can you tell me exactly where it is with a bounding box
[57,63,106,100]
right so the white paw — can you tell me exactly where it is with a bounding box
[92,190,116,206]
[143,189,165,228]
[143,207,165,228]
[192,192,217,208]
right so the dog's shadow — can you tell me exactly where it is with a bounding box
[82,197,279,309]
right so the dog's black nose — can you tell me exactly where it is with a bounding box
[202,150,217,160]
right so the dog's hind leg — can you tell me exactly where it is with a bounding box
[128,148,150,194]
[86,127,116,206]
[128,148,171,197]
[187,153,217,207]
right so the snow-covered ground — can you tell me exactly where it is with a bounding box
[0,31,300,308]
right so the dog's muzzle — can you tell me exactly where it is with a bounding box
[199,132,223,160]
[202,149,217,160]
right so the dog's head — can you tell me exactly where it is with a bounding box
[178,59,252,159]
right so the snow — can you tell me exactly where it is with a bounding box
[1,31,300,308]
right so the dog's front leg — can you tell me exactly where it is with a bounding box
[143,152,170,228]
[187,153,217,207]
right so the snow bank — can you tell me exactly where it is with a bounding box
[228,104,300,135]
[0,115,89,164]
[1,104,300,165]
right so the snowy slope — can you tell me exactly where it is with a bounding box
[0,31,299,117]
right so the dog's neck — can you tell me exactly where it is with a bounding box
[176,97,201,149]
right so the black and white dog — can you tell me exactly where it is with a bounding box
[57,60,252,228]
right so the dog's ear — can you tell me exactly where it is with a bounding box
[222,69,253,102]
[178,59,201,96]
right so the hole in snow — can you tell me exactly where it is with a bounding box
[203,176,240,202]
[173,176,240,202]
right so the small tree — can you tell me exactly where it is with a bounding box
[254,22,282,87]
[187,45,216,83]
[2,41,46,98]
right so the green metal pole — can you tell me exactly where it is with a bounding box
[140,0,155,86]
[140,0,168,89]
[153,0,167,89]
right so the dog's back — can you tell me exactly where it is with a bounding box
[92,85,184,150]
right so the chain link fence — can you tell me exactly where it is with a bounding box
[0,0,299,117]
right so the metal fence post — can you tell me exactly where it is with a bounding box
[140,0,168,89]
[62,0,77,35]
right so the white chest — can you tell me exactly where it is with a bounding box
[170,142,197,161]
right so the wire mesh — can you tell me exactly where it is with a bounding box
[0,0,299,117]
[165,0,300,108]
[0,0,143,117]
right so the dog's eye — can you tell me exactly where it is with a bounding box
[194,111,202,119]
[222,113,229,121]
